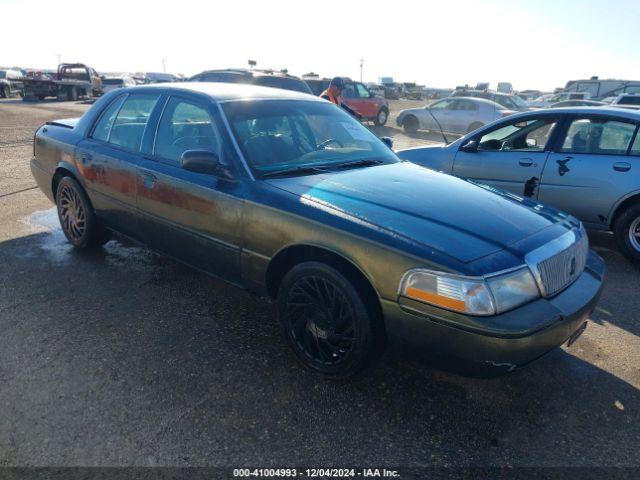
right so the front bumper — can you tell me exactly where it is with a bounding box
[382,251,605,374]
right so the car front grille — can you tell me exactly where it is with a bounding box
[525,228,589,298]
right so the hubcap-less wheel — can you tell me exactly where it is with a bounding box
[403,116,418,133]
[58,184,87,243]
[285,275,357,368]
[376,109,388,126]
[628,216,640,252]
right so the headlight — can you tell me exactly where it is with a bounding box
[400,267,540,316]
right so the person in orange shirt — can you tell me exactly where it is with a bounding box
[320,77,362,120]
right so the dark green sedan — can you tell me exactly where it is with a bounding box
[30,83,605,377]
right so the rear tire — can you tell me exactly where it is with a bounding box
[277,261,381,378]
[374,107,389,126]
[67,86,78,101]
[402,115,419,133]
[613,203,640,262]
[55,176,110,248]
[467,122,484,133]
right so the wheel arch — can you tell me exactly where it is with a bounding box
[265,242,387,340]
[52,161,82,198]
[401,113,418,126]
[609,190,640,228]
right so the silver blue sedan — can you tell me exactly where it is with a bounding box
[397,107,640,261]
[396,97,516,135]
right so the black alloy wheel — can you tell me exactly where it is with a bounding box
[277,262,380,377]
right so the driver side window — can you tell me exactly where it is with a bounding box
[342,84,357,99]
[356,83,371,98]
[478,118,556,152]
[154,97,223,165]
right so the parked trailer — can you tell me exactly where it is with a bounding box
[564,78,640,100]
[22,63,102,101]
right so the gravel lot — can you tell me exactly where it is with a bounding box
[0,97,638,469]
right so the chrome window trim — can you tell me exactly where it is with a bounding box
[215,102,255,180]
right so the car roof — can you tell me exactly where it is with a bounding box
[510,106,640,120]
[455,89,511,96]
[121,81,320,102]
[442,96,505,107]
[194,68,304,80]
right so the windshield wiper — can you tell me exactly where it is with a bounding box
[260,165,330,179]
[328,158,384,170]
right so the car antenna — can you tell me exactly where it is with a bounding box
[426,104,450,145]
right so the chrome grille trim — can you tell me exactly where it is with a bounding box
[525,227,588,298]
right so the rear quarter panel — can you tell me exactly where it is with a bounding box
[33,124,85,200]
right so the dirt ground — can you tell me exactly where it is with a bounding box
[0,97,638,470]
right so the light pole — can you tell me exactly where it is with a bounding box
[56,54,61,66]
[162,58,166,73]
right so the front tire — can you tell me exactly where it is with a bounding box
[402,115,419,133]
[614,203,640,261]
[374,107,388,126]
[67,86,78,101]
[0,85,9,98]
[277,262,380,378]
[55,176,110,248]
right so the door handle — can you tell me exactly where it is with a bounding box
[518,158,534,167]
[80,153,93,164]
[139,172,157,188]
[613,162,631,172]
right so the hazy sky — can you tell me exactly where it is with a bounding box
[3,0,639,90]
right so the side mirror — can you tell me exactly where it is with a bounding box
[460,139,478,152]
[180,150,230,177]
[380,136,393,149]
[526,138,538,147]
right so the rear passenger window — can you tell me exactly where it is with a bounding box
[154,97,223,164]
[92,95,126,142]
[109,94,160,152]
[561,118,636,155]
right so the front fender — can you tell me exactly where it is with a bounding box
[396,145,456,173]
[607,189,640,227]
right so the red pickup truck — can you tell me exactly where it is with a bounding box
[304,77,390,126]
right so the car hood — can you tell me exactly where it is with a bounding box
[266,162,564,264]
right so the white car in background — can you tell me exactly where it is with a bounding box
[101,76,136,94]
[527,92,591,108]
[396,97,516,136]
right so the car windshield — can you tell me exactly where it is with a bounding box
[0,71,5,79]
[496,95,525,109]
[507,95,527,108]
[223,100,398,177]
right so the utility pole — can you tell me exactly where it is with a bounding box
[359,58,364,82]
[162,57,166,73]
[56,54,61,66]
